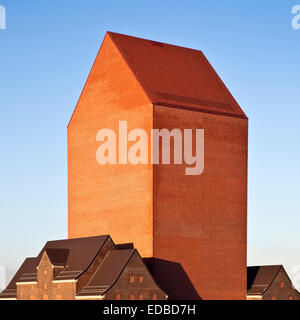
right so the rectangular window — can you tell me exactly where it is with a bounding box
[129,294,134,300]
[280,282,284,288]
[138,276,143,283]
[115,293,120,300]
[44,283,47,290]
[152,294,157,300]
[138,294,143,300]
[129,275,135,283]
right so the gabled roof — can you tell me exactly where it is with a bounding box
[40,235,110,280]
[247,265,282,295]
[108,31,247,119]
[0,257,38,299]
[77,249,135,297]
[0,235,111,299]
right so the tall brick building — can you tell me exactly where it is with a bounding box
[68,32,248,300]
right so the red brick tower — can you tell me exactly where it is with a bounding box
[68,32,248,300]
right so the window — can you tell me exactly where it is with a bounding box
[115,293,120,300]
[43,295,48,300]
[129,294,135,300]
[138,294,143,300]
[271,296,276,300]
[43,270,47,275]
[280,282,284,288]
[289,296,293,300]
[44,283,47,290]
[138,276,143,283]
[152,294,157,300]
[129,275,135,283]
[56,295,62,300]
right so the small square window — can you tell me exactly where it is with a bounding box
[129,275,135,283]
[129,294,134,300]
[152,294,157,300]
[115,293,120,300]
[271,296,276,300]
[289,296,293,300]
[280,282,284,288]
[138,276,143,283]
[138,294,143,300]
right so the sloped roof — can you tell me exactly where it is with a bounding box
[0,257,38,299]
[0,235,111,299]
[108,31,247,119]
[247,265,282,295]
[77,249,135,297]
[40,235,110,280]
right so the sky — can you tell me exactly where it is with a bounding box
[0,0,300,287]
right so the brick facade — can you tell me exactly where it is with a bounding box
[67,32,248,300]
[17,252,77,300]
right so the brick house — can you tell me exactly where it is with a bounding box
[247,265,300,300]
[0,235,167,300]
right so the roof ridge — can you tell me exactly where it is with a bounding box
[259,265,282,295]
[107,31,204,53]
[107,32,153,104]
[101,249,136,295]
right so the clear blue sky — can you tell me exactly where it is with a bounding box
[0,0,299,285]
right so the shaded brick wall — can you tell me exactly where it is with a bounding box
[262,268,300,300]
[104,252,166,300]
[152,105,248,300]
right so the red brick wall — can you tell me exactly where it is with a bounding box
[68,33,154,258]
[67,33,248,300]
[18,253,76,300]
[152,105,248,300]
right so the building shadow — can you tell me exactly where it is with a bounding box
[144,257,201,300]
[116,243,134,250]
[247,266,259,289]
